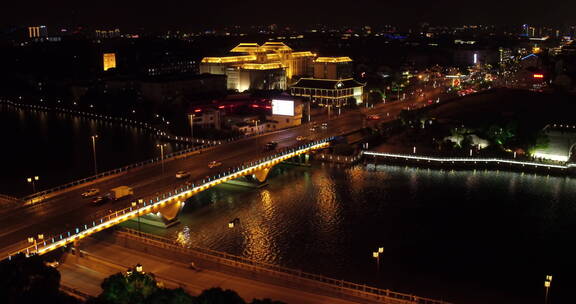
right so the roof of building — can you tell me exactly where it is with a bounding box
[241,63,285,70]
[314,57,353,63]
[230,43,262,53]
[290,78,365,89]
[201,55,257,64]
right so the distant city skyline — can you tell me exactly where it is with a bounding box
[2,0,576,31]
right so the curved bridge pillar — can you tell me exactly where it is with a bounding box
[252,167,272,183]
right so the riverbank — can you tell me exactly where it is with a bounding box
[363,150,574,176]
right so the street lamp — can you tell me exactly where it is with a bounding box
[157,144,167,174]
[252,119,260,135]
[132,200,142,236]
[544,275,552,304]
[91,135,98,175]
[188,114,195,138]
[26,176,39,193]
[373,247,384,273]
[27,234,44,254]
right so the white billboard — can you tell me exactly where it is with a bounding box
[272,100,294,116]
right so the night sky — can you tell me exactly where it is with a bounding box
[2,0,575,30]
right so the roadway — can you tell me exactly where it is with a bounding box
[0,87,443,256]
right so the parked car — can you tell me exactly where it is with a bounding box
[208,161,222,168]
[176,170,190,179]
[81,188,99,198]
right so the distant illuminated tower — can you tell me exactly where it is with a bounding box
[103,53,116,71]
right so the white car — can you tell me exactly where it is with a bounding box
[175,170,190,179]
[81,188,100,198]
[45,261,59,268]
[321,123,328,129]
[208,161,222,168]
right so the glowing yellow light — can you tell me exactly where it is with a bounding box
[103,53,116,71]
[314,57,353,63]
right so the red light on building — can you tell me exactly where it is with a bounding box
[251,104,259,108]
[533,74,544,79]
[218,105,225,109]
[194,109,202,113]
[265,106,272,109]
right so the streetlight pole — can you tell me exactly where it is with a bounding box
[132,200,142,236]
[27,234,44,254]
[373,247,384,273]
[189,114,195,138]
[157,144,166,174]
[26,176,39,193]
[544,275,552,304]
[91,135,98,175]
[373,251,379,273]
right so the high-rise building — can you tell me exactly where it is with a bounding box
[103,53,117,71]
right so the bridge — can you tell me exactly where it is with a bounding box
[0,89,437,260]
[5,139,330,258]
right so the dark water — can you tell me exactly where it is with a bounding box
[138,163,576,304]
[0,105,188,196]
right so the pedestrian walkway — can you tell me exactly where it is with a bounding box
[60,240,364,304]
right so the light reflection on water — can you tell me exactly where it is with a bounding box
[142,162,576,304]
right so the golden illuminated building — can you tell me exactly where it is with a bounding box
[201,42,356,92]
[103,53,117,71]
[313,57,353,79]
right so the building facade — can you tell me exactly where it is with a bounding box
[290,78,365,106]
[200,42,318,91]
[313,57,353,79]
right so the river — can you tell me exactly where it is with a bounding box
[0,104,188,197]
[134,163,576,304]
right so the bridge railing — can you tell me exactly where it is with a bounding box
[362,151,571,170]
[4,138,334,260]
[115,227,450,304]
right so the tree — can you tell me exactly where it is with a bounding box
[0,253,79,304]
[145,288,194,304]
[250,299,286,304]
[193,287,245,304]
[97,271,159,304]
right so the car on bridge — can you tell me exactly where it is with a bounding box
[208,161,222,168]
[321,122,328,129]
[91,195,108,205]
[367,115,380,120]
[175,170,190,179]
[265,141,278,150]
[81,188,100,198]
[296,136,306,141]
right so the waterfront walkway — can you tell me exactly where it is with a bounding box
[60,240,366,304]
